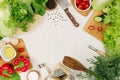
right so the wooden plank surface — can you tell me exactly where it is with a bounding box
[71,0,92,16]
[0,39,32,70]
[84,11,108,41]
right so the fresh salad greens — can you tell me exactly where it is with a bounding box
[92,0,113,11]
[92,0,120,53]
[88,52,120,80]
[0,0,48,38]
[77,51,120,80]
[102,0,120,52]
[0,72,21,80]
[77,1,120,80]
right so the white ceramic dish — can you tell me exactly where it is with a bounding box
[0,44,16,62]
[74,0,91,12]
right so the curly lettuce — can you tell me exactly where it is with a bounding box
[0,0,48,38]
[103,0,120,52]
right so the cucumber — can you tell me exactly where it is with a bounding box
[94,15,105,22]
[102,8,110,13]
[94,17,102,22]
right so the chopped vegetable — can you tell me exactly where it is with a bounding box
[97,26,103,32]
[18,48,25,52]
[88,26,95,30]
[14,56,30,72]
[94,15,104,22]
[0,0,48,38]
[92,0,113,10]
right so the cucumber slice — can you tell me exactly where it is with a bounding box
[102,8,110,13]
[94,16,102,22]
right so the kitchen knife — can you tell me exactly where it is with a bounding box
[56,0,79,27]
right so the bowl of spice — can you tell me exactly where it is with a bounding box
[46,0,57,10]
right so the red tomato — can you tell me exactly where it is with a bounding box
[76,0,80,5]
[78,5,85,10]
[79,0,83,3]
[81,2,86,6]
[88,26,95,30]
[97,26,103,32]
[83,0,89,2]
[84,2,90,9]
[18,48,25,52]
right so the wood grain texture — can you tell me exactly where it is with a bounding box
[0,39,32,70]
[71,0,92,16]
[63,56,88,73]
[84,11,108,41]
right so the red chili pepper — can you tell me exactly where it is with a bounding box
[14,56,30,72]
[18,48,25,52]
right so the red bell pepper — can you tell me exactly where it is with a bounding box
[0,63,15,78]
[14,56,30,72]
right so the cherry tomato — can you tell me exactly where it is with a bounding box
[76,0,80,4]
[76,0,90,10]
[85,2,90,8]
[81,2,86,6]
[88,26,95,30]
[78,5,85,10]
[83,0,89,2]
[18,48,25,52]
[97,26,103,32]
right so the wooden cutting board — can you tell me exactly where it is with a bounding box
[71,0,92,16]
[0,39,32,70]
[84,11,108,41]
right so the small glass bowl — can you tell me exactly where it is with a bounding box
[0,44,16,62]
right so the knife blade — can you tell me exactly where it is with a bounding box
[56,0,79,27]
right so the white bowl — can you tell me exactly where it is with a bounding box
[0,44,16,62]
[74,0,91,12]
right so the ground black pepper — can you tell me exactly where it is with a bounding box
[46,0,57,10]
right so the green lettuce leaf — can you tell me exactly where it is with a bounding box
[92,0,113,10]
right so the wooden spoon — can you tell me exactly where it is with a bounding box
[63,56,88,73]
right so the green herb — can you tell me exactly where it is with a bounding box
[0,72,21,80]
[77,52,120,80]
[0,0,48,38]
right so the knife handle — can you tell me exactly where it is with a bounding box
[64,8,79,27]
